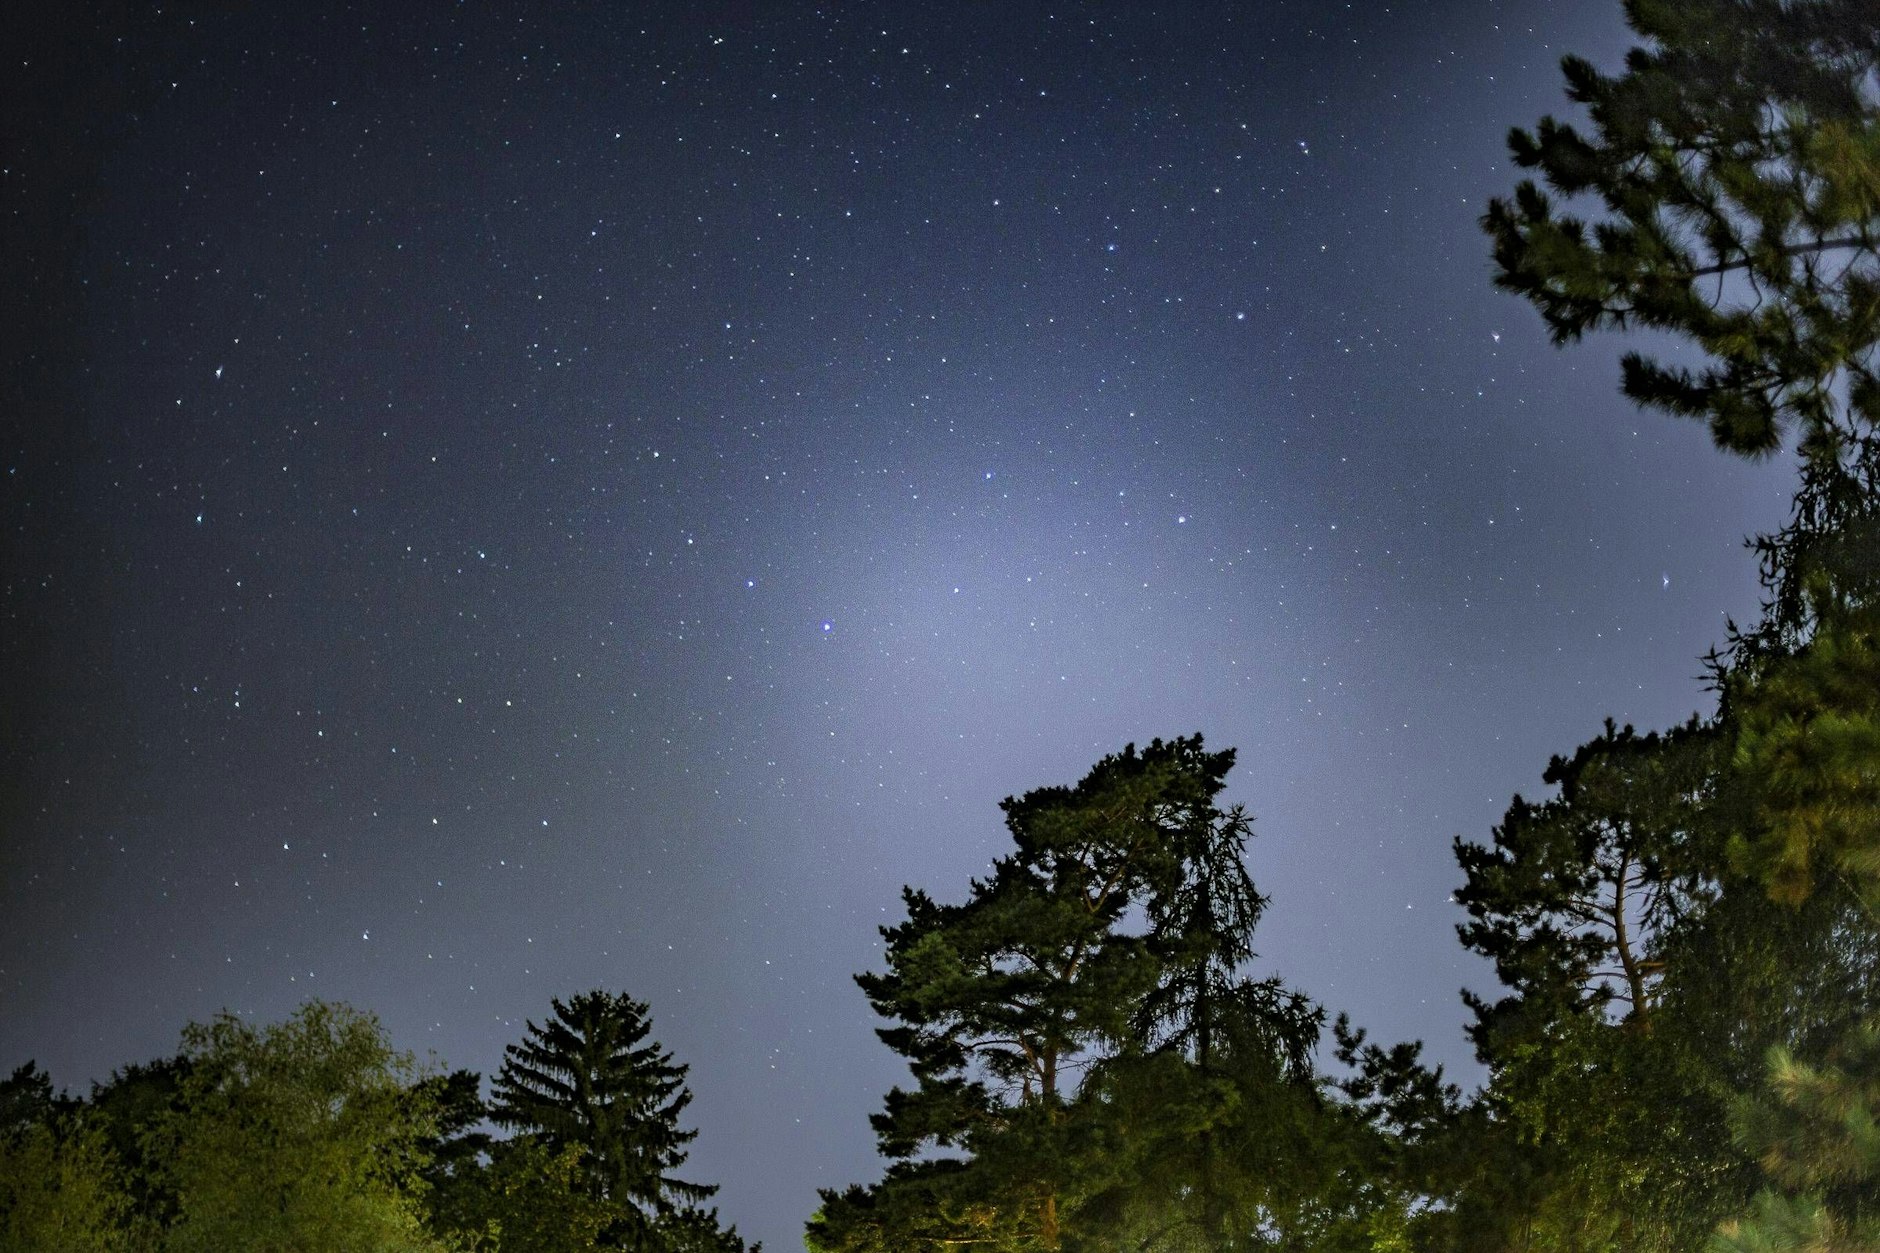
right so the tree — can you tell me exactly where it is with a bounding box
[1486,8,1880,1248]
[414,1068,501,1250]
[1082,778,1327,1253]
[811,736,1321,1253]
[1448,720,1786,1252]
[1325,1017,1472,1253]
[149,1000,447,1253]
[0,1118,139,1253]
[1713,1024,1880,1253]
[489,990,745,1253]
[1727,597,1880,906]
[1704,592,1880,1252]
[88,1056,193,1234]
[0,1062,73,1139]
[1456,719,1717,1040]
[0,1066,139,1253]
[1483,0,1880,649]
[434,1136,616,1253]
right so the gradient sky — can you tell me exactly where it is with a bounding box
[2,2,1800,1247]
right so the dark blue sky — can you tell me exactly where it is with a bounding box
[2,2,1796,1246]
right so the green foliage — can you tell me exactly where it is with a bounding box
[88,1056,193,1233]
[1483,0,1880,460]
[1445,715,1862,1252]
[1729,601,1880,904]
[1077,991,1336,1253]
[1456,719,1718,1038]
[1709,596,1880,1252]
[1482,7,1880,1248]
[0,1063,73,1138]
[1327,1016,1467,1253]
[150,999,448,1253]
[1713,1025,1880,1252]
[435,1137,614,1253]
[0,1117,140,1253]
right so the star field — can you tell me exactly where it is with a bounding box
[1,3,1799,1246]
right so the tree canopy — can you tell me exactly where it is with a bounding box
[809,736,1333,1253]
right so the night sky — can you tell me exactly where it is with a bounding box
[2,2,1799,1246]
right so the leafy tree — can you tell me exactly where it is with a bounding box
[0,1062,71,1138]
[0,1117,139,1253]
[88,1056,193,1233]
[0,1067,140,1253]
[1323,1018,1476,1253]
[434,1136,614,1253]
[149,999,447,1252]
[415,1068,501,1250]
[490,990,745,1253]
[1482,0,1880,649]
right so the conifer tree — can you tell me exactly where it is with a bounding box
[490,990,745,1253]
[1714,1025,1880,1253]
[810,736,1320,1253]
[1483,0,1880,648]
[1487,5,1880,1248]
[1456,719,1716,1040]
[1090,775,1324,1253]
[1447,720,1808,1250]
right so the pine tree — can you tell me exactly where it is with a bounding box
[1728,596,1880,906]
[489,990,727,1252]
[1456,719,1717,1040]
[1483,0,1880,648]
[1486,7,1880,1247]
[1449,720,1765,1250]
[1713,1025,1880,1253]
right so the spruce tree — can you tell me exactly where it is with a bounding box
[490,990,736,1253]
[1090,777,1325,1253]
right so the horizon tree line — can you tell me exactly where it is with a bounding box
[7,0,1880,1249]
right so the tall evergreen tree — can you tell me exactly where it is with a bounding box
[1483,0,1880,651]
[1713,1023,1880,1253]
[1449,720,1777,1252]
[810,736,1320,1253]
[1088,778,1325,1253]
[1708,587,1880,1252]
[491,990,743,1253]
[1486,5,1880,1248]
[1456,719,1717,1041]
